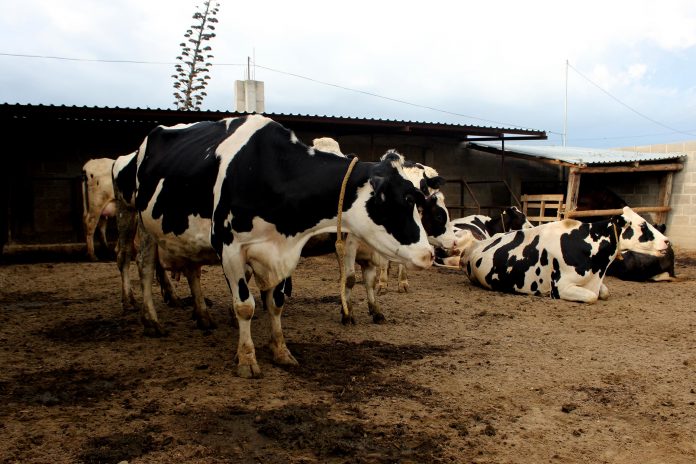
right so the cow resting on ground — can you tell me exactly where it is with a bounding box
[435,207,533,267]
[120,115,434,378]
[459,207,670,303]
[82,158,117,260]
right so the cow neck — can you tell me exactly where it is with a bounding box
[335,156,360,321]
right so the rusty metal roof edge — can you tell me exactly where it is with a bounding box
[0,103,547,136]
[469,141,687,165]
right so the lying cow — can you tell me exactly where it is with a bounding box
[460,207,670,303]
[452,206,533,240]
[82,158,117,260]
[606,224,675,282]
[435,207,533,267]
[118,115,434,378]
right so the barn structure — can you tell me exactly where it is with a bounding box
[3,103,696,259]
[0,103,546,259]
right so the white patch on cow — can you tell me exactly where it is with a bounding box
[307,147,316,156]
[290,131,299,144]
[139,179,217,268]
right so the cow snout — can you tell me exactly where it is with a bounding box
[408,248,434,270]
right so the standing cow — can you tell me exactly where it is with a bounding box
[118,115,433,378]
[82,158,117,260]
[460,207,670,303]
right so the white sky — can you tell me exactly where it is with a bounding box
[2,0,696,148]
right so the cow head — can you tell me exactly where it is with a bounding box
[419,191,460,253]
[618,206,670,256]
[502,206,534,231]
[354,151,434,269]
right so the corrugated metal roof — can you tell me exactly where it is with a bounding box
[0,104,548,141]
[469,142,686,165]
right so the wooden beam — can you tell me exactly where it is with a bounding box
[566,206,671,218]
[564,169,581,217]
[576,163,683,174]
[656,172,674,224]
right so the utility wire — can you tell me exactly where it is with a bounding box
[0,51,539,131]
[567,62,696,138]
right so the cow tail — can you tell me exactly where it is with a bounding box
[81,170,89,214]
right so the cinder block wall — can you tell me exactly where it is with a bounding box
[620,142,696,250]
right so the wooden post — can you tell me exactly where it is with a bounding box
[564,167,581,218]
[656,172,674,224]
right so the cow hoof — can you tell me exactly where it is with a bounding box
[195,317,217,331]
[398,283,409,293]
[237,363,263,379]
[142,325,168,338]
[376,285,388,295]
[273,350,299,367]
[341,313,356,325]
[165,296,184,308]
[372,312,387,324]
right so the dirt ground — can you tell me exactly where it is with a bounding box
[1,250,696,464]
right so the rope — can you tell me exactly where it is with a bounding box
[612,222,624,260]
[335,156,360,320]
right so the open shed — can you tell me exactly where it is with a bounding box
[469,142,687,225]
[0,103,547,258]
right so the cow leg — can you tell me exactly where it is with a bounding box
[397,264,409,293]
[599,283,610,300]
[84,212,99,261]
[649,272,674,282]
[362,260,386,324]
[155,254,183,308]
[115,206,137,312]
[183,265,216,330]
[221,248,261,378]
[262,280,298,367]
[97,216,109,252]
[376,260,390,294]
[558,284,600,304]
[136,223,166,337]
[340,235,358,325]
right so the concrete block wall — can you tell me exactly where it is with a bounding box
[620,141,696,250]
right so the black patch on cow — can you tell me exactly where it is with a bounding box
[475,258,482,268]
[530,281,538,292]
[238,278,250,302]
[637,222,656,243]
[135,120,240,237]
[205,119,424,253]
[454,223,487,240]
[482,236,503,253]
[282,276,293,297]
[483,233,539,293]
[419,195,447,239]
[466,261,472,275]
[113,154,137,204]
[540,249,548,266]
[550,258,561,299]
[535,267,541,276]
[272,281,286,308]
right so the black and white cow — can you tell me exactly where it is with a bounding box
[435,207,533,267]
[460,207,670,303]
[451,207,533,240]
[343,164,459,323]
[118,115,433,378]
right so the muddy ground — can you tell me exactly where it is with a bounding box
[1,251,696,464]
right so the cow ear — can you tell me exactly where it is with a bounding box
[370,175,386,197]
[425,175,446,190]
[655,223,667,234]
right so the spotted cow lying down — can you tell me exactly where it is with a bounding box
[460,207,670,303]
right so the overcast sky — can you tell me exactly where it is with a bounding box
[2,0,696,148]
